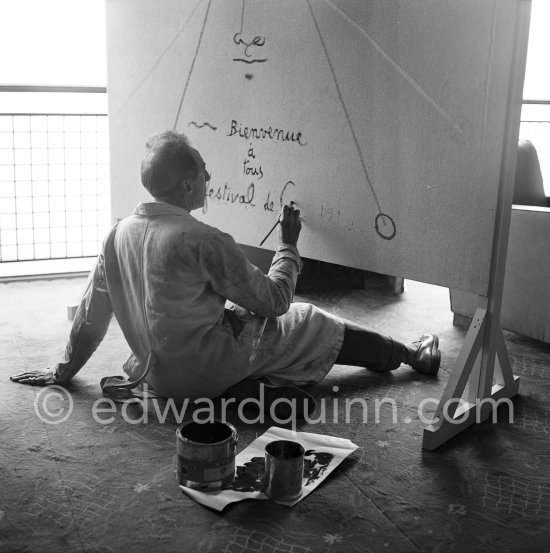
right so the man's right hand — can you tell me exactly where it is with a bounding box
[10,368,57,386]
[278,203,301,246]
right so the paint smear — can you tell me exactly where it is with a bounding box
[229,450,335,492]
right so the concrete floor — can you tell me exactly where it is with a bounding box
[1,273,549,552]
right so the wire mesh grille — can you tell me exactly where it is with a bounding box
[0,114,110,262]
[0,113,547,264]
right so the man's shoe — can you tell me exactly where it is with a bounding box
[410,334,440,376]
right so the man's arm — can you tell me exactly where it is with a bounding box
[201,203,303,318]
[54,253,114,382]
[10,254,113,386]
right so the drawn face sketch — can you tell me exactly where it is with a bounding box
[233,32,267,63]
[232,1,268,65]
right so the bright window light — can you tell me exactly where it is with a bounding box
[0,0,107,86]
[523,0,550,100]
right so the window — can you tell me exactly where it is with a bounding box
[521,0,550,195]
[0,1,108,276]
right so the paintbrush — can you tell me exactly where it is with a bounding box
[259,201,294,246]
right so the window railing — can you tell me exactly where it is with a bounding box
[0,113,110,263]
[0,86,109,267]
[0,90,547,272]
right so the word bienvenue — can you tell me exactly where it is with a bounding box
[227,119,306,147]
[205,120,305,211]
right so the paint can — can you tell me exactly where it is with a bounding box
[176,420,237,491]
[262,440,304,503]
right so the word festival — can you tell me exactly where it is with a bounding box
[206,182,255,207]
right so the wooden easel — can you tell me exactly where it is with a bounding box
[423,0,532,450]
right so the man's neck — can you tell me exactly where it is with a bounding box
[153,196,192,212]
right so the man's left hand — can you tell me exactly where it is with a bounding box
[10,369,57,386]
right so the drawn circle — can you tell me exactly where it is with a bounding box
[375,213,397,240]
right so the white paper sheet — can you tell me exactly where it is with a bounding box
[179,426,358,511]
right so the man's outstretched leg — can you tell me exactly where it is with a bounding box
[335,322,441,375]
[224,323,440,421]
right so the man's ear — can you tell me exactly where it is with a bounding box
[181,178,194,194]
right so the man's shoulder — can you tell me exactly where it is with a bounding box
[148,210,234,249]
[187,217,234,246]
[113,204,235,248]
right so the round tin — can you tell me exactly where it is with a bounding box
[176,420,237,491]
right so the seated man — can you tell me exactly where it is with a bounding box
[11,130,440,418]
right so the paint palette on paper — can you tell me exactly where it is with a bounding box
[179,426,358,511]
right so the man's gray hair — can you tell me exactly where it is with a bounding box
[140,130,198,197]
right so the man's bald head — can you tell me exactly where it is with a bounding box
[140,130,199,198]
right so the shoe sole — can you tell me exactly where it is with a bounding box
[428,349,441,375]
[419,334,440,376]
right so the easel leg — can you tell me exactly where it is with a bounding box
[422,308,520,451]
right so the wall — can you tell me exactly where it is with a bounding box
[106,0,525,295]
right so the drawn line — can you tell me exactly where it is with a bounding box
[306,0,382,212]
[173,0,213,129]
[115,0,203,116]
[188,121,218,130]
[233,58,268,64]
[239,0,245,36]
[324,0,461,134]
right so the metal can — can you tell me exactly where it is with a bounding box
[176,420,237,491]
[263,440,304,503]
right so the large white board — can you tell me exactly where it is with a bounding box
[106,0,525,296]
